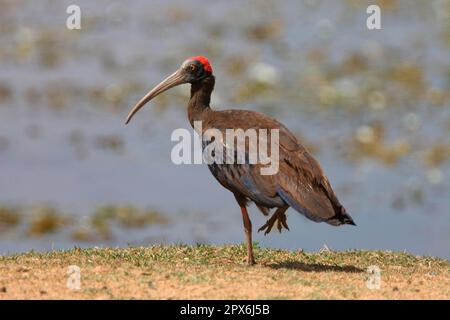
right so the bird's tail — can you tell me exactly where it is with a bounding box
[326,206,356,226]
[341,213,356,226]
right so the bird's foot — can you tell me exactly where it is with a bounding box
[258,211,289,235]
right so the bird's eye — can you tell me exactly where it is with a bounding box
[189,65,196,72]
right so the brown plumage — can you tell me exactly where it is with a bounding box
[125,56,355,265]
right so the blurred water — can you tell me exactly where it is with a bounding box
[0,0,449,258]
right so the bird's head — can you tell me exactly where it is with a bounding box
[125,56,213,124]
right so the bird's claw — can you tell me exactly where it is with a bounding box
[258,211,289,235]
[277,213,289,233]
[258,220,273,235]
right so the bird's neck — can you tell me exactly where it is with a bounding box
[188,75,214,127]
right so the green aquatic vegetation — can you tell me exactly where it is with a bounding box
[91,205,169,229]
[0,203,170,241]
[0,206,22,231]
[94,134,124,153]
[345,122,412,166]
[28,206,71,236]
[245,19,284,42]
[36,31,62,69]
[82,205,170,240]
[0,83,12,103]
[422,142,450,167]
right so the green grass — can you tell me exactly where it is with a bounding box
[0,244,448,299]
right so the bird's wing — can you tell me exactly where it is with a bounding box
[204,109,353,225]
[275,146,343,223]
[202,110,282,203]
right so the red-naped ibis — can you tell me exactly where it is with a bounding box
[125,56,355,265]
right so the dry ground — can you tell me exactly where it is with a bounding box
[0,244,448,299]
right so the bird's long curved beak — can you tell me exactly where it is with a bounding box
[125,69,186,124]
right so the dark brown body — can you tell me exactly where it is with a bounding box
[126,58,355,265]
[188,76,355,264]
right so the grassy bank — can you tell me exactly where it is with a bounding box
[0,244,448,299]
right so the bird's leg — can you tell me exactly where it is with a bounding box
[258,207,289,235]
[239,205,256,266]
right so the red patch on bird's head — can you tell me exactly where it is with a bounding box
[188,56,213,73]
